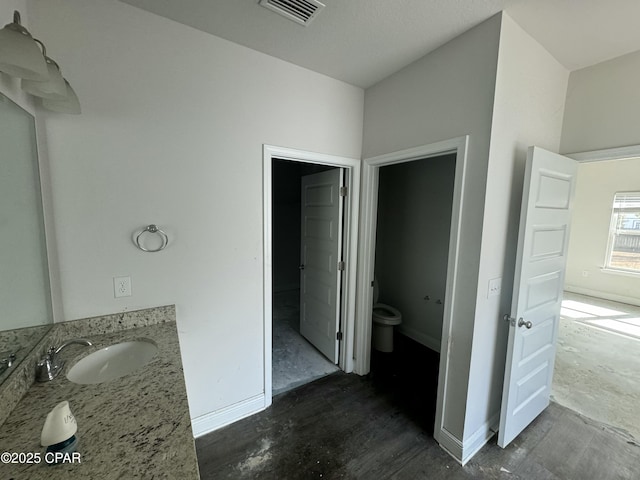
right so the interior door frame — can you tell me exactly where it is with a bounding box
[563,143,640,301]
[566,144,640,163]
[263,145,361,408]
[355,136,468,450]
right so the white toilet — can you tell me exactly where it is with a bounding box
[372,280,402,353]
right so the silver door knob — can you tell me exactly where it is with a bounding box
[518,318,533,329]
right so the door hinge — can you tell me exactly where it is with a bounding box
[337,331,343,341]
[339,186,348,197]
[338,261,345,271]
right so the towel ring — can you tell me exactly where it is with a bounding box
[135,224,168,252]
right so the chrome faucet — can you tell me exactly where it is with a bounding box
[0,351,17,375]
[36,339,93,382]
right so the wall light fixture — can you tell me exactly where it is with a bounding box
[0,10,80,114]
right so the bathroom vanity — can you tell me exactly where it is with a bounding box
[0,306,200,479]
[0,67,198,480]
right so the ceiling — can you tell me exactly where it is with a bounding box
[119,0,640,88]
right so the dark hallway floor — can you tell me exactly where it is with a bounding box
[368,333,440,435]
[196,335,639,479]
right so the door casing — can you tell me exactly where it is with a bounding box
[355,136,469,458]
[263,145,360,409]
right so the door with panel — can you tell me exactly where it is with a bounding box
[499,146,578,447]
[300,168,344,363]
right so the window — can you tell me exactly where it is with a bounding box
[605,192,640,273]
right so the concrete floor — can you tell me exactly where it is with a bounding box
[552,292,640,441]
[272,290,339,395]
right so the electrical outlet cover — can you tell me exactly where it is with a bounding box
[114,276,132,298]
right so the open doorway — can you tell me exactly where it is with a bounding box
[355,136,469,458]
[369,153,456,432]
[553,154,640,441]
[271,159,341,395]
[263,145,361,409]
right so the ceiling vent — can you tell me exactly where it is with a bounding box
[259,0,325,26]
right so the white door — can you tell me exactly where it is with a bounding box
[498,147,577,447]
[300,168,344,363]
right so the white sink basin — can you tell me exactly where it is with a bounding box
[67,339,158,384]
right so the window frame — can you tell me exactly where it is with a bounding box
[603,191,640,275]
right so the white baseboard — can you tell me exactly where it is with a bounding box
[435,426,464,464]
[435,411,500,466]
[192,394,266,438]
[398,325,441,353]
[564,285,640,307]
[460,411,500,465]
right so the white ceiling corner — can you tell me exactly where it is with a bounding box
[118,0,640,88]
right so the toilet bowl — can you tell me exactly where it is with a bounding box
[372,304,402,326]
[372,280,402,352]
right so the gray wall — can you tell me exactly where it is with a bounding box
[564,158,640,306]
[375,155,456,352]
[561,49,640,154]
[467,13,568,443]
[31,0,364,424]
[363,13,569,457]
[363,14,501,444]
[559,49,640,306]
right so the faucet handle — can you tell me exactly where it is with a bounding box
[0,352,17,371]
[36,346,64,382]
[36,339,92,382]
[36,356,60,382]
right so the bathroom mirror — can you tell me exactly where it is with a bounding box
[0,92,53,384]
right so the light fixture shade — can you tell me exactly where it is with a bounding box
[22,57,67,100]
[42,80,81,114]
[0,13,48,80]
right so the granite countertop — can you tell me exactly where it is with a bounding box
[0,310,199,479]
